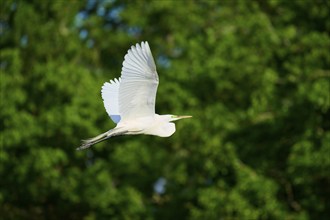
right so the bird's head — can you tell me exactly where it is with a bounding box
[169,115,192,122]
[149,114,192,137]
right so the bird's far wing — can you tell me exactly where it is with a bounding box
[101,78,121,123]
[119,41,159,121]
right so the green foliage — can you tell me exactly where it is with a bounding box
[1,0,329,219]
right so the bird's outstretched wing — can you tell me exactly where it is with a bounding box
[101,78,121,123]
[119,41,159,121]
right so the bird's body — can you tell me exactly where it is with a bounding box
[77,42,191,150]
[123,114,175,137]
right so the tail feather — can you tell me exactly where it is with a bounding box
[76,129,127,151]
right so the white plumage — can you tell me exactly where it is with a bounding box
[101,78,121,123]
[77,41,191,150]
[119,41,158,121]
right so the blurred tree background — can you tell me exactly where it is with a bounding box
[0,0,329,219]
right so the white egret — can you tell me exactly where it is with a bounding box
[77,41,191,150]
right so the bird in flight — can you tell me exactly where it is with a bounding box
[77,41,191,150]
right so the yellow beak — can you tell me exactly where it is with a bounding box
[176,115,192,119]
[171,115,192,121]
